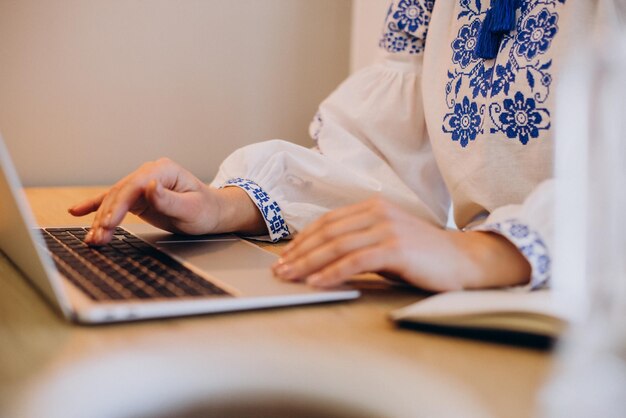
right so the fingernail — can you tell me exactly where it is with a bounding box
[103,213,112,227]
[272,257,286,270]
[274,263,293,280]
[307,274,323,286]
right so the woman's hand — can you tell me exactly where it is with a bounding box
[69,158,265,245]
[272,197,531,292]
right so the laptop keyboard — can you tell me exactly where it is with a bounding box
[39,227,231,301]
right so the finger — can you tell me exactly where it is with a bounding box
[94,184,150,245]
[86,224,116,246]
[76,190,115,244]
[276,210,379,267]
[99,181,147,229]
[88,180,142,244]
[98,160,192,229]
[305,245,395,288]
[274,226,385,282]
[92,161,165,230]
[282,198,377,255]
[85,159,184,245]
[68,193,106,216]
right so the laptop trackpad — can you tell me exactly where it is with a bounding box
[157,240,306,296]
[162,239,275,269]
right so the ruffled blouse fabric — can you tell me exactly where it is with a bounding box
[213,0,596,289]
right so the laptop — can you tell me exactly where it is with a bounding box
[0,135,359,324]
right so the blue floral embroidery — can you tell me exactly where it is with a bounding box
[380,24,426,55]
[470,219,551,289]
[451,19,482,69]
[458,0,482,19]
[381,30,418,53]
[520,244,535,258]
[442,0,566,147]
[491,61,516,96]
[393,0,430,32]
[515,8,559,60]
[493,91,550,145]
[469,63,493,98]
[379,0,435,55]
[442,96,482,148]
[223,178,290,242]
[537,254,550,276]
[509,222,530,238]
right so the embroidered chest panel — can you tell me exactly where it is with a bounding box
[441,0,567,148]
[380,0,567,149]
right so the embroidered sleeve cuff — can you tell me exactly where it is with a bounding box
[470,219,551,290]
[222,178,290,242]
[379,0,434,55]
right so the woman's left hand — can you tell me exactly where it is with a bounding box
[272,197,531,292]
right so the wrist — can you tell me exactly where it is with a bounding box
[456,231,531,289]
[211,186,266,235]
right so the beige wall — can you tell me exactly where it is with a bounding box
[350,0,389,72]
[0,0,351,186]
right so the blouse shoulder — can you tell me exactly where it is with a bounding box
[379,0,435,55]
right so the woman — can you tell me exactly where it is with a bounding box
[70,0,591,292]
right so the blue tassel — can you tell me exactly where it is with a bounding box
[474,0,518,60]
[475,10,503,60]
[490,0,517,32]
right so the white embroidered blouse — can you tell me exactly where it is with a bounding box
[212,0,597,290]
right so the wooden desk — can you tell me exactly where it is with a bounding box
[0,187,554,418]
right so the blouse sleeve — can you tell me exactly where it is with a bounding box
[468,179,555,290]
[211,0,449,241]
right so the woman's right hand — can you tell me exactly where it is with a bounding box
[68,158,265,245]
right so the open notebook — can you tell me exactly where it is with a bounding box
[390,289,571,348]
